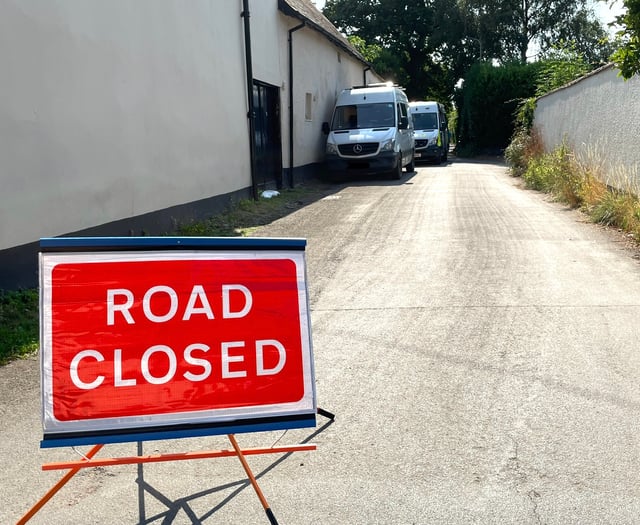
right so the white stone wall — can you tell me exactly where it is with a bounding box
[534,64,640,191]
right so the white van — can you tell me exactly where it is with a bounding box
[409,101,449,164]
[322,83,415,179]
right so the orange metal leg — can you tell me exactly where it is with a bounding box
[17,444,104,524]
[41,443,316,470]
[228,434,279,525]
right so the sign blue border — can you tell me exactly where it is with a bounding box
[39,236,315,448]
[40,236,307,251]
[41,415,317,448]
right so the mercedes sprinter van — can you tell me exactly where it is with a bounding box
[322,83,415,179]
[409,101,448,164]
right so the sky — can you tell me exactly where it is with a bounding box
[593,0,625,31]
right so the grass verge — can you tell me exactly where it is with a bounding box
[506,130,640,243]
[0,289,39,365]
[0,180,335,366]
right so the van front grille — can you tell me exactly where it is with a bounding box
[338,142,379,156]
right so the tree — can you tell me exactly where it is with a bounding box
[455,0,522,63]
[611,0,640,78]
[540,6,616,67]
[487,0,605,62]
[324,0,610,90]
[323,0,461,101]
[347,35,407,85]
[535,42,592,95]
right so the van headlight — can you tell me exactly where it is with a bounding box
[326,142,339,155]
[380,139,395,152]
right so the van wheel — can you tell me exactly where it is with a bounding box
[406,153,415,172]
[392,154,403,179]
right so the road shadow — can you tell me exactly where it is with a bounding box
[319,167,420,188]
[135,414,335,524]
[449,154,506,167]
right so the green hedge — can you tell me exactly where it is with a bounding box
[455,62,542,155]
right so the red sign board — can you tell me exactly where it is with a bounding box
[39,238,316,447]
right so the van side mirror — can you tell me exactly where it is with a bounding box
[399,116,409,129]
[322,122,330,135]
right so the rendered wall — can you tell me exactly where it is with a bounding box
[255,2,382,171]
[0,0,374,289]
[290,27,381,168]
[534,64,640,190]
[0,0,250,252]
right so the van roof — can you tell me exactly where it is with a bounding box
[337,84,408,104]
[350,81,398,89]
[345,84,404,93]
[409,101,439,112]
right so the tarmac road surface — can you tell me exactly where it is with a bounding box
[3,158,640,524]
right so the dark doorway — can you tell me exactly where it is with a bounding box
[253,81,283,189]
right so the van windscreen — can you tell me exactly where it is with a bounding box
[332,103,395,130]
[412,112,438,131]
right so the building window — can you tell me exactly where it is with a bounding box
[305,92,313,121]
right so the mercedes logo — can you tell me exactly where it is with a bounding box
[353,144,363,154]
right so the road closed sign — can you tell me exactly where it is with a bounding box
[39,237,316,447]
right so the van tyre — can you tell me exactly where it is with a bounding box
[392,154,403,179]
[406,153,415,173]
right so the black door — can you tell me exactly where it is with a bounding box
[253,81,283,189]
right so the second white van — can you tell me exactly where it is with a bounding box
[409,101,449,164]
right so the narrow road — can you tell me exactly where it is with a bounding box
[3,158,640,524]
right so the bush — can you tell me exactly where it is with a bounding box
[514,97,537,132]
[0,289,39,365]
[523,141,581,206]
[517,139,640,242]
[505,128,544,178]
[523,151,555,192]
[590,191,640,239]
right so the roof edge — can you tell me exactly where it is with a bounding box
[277,0,370,67]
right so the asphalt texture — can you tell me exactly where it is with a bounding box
[3,158,640,524]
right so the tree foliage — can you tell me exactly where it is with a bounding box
[323,0,611,90]
[347,35,405,83]
[544,7,616,66]
[535,42,592,96]
[612,0,640,78]
[323,0,464,101]
[496,0,592,61]
[506,43,598,176]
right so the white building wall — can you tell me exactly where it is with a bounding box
[0,0,250,250]
[252,2,288,89]
[0,0,376,289]
[253,1,381,171]
[534,65,640,190]
[291,28,377,167]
